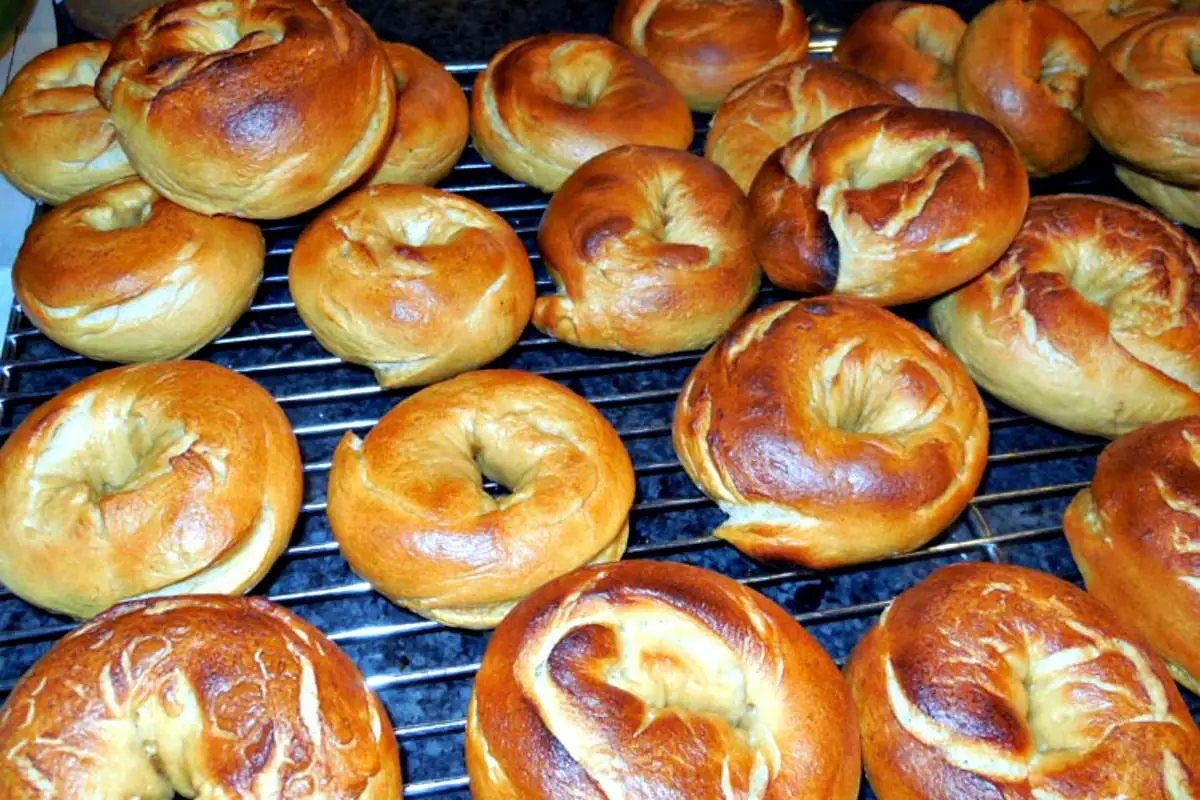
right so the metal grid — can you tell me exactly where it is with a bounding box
[1,40,1198,799]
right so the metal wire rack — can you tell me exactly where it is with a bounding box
[1,35,1198,800]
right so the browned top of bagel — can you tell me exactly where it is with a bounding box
[1048,0,1178,48]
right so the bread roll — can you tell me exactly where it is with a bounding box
[955,0,1097,176]
[1047,0,1178,47]
[0,595,401,797]
[847,562,1200,799]
[674,297,988,568]
[534,145,760,355]
[327,370,635,629]
[931,194,1200,438]
[748,104,1028,305]
[0,361,302,618]
[96,0,394,218]
[14,177,263,363]
[706,60,907,191]
[610,0,810,111]
[471,33,693,193]
[289,184,534,388]
[466,560,862,799]
[0,41,134,204]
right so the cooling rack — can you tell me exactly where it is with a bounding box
[1,30,1198,800]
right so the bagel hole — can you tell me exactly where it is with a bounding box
[1039,40,1087,110]
[1190,41,1200,74]
[473,450,518,503]
[82,187,156,232]
[814,341,949,437]
[549,45,611,109]
[844,136,980,191]
[175,6,283,56]
[1060,242,1143,309]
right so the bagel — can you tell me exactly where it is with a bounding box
[834,1,966,110]
[1048,0,1179,47]
[955,0,1098,176]
[705,60,908,191]
[0,41,134,205]
[610,0,810,111]
[0,595,401,797]
[534,145,760,355]
[0,361,302,619]
[673,297,988,568]
[1115,163,1200,227]
[96,0,395,218]
[471,33,693,193]
[466,560,862,799]
[846,562,1200,799]
[14,177,264,363]
[327,369,635,629]
[930,194,1200,438]
[748,104,1028,305]
[289,184,534,388]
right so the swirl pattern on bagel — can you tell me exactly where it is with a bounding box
[1048,0,1179,47]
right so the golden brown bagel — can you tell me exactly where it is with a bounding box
[930,194,1200,439]
[673,297,988,568]
[466,559,862,799]
[327,370,635,629]
[706,60,908,191]
[748,104,1028,305]
[534,145,760,355]
[610,0,811,112]
[846,562,1200,799]
[955,0,1098,176]
[0,41,134,205]
[1048,0,1179,47]
[0,595,401,797]
[14,178,264,363]
[834,1,966,110]
[289,184,534,388]
[0,361,302,619]
[1064,416,1200,694]
[471,33,693,193]
[367,42,469,186]
[96,0,394,218]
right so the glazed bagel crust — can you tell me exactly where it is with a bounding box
[367,43,469,186]
[0,361,302,619]
[471,34,693,192]
[955,0,1097,176]
[465,560,862,799]
[327,370,635,629]
[705,60,908,191]
[748,104,1028,305]
[96,0,395,218]
[846,563,1200,799]
[610,0,811,112]
[534,145,760,355]
[673,297,988,568]
[930,194,1200,438]
[289,184,534,388]
[1064,416,1200,694]
[1083,10,1200,187]
[833,2,966,110]
[14,178,264,363]
[1048,0,1179,47]
[0,596,401,797]
[0,41,134,204]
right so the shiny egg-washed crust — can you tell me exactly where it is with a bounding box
[14,178,264,363]
[673,297,988,568]
[705,60,908,192]
[1048,0,1180,47]
[0,595,401,797]
[96,0,395,219]
[289,184,534,389]
[470,33,693,193]
[930,194,1200,439]
[1116,163,1200,227]
[833,2,966,110]
[327,370,635,629]
[0,361,302,619]
[610,0,810,112]
[366,43,469,187]
[846,563,1200,799]
[955,0,1097,177]
[748,104,1027,305]
[534,145,760,355]
[1083,10,1200,188]
[1064,416,1200,695]
[465,560,862,799]
[0,41,134,204]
